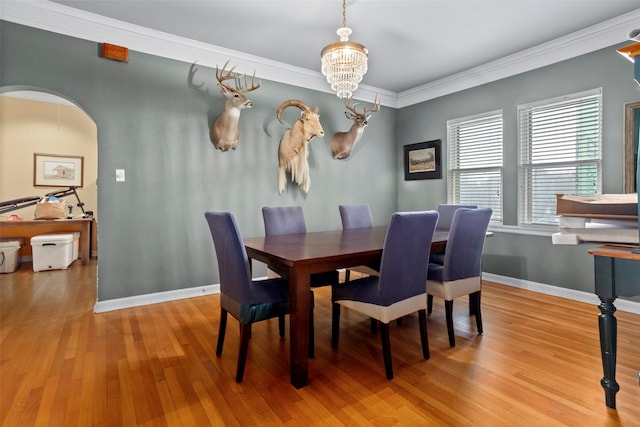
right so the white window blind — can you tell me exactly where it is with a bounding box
[447,111,503,223]
[518,89,602,225]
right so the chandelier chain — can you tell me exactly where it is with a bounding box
[342,0,347,27]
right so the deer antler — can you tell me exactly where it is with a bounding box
[215,59,260,93]
[365,95,381,115]
[238,70,260,93]
[344,98,361,115]
[345,95,381,115]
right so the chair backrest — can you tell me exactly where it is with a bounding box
[339,204,374,230]
[262,206,306,236]
[204,211,252,303]
[442,208,492,281]
[436,204,478,230]
[377,211,439,303]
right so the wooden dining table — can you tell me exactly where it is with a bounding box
[244,226,448,388]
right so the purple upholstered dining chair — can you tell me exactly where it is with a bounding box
[435,204,478,231]
[262,206,340,358]
[331,210,439,379]
[426,207,492,347]
[430,204,478,265]
[205,212,289,383]
[339,204,380,282]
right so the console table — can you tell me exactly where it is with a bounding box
[588,244,640,409]
[0,217,94,264]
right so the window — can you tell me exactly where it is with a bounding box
[518,89,602,225]
[447,111,503,223]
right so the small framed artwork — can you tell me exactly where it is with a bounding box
[34,153,84,187]
[404,139,442,180]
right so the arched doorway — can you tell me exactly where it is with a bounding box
[0,88,98,267]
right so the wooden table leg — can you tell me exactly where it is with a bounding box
[598,296,620,409]
[80,220,90,264]
[594,255,620,409]
[288,265,310,388]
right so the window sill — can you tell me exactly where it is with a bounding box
[488,223,559,237]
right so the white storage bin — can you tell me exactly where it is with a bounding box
[31,233,78,272]
[70,232,80,260]
[0,238,23,273]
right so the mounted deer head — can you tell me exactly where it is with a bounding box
[211,60,260,151]
[330,96,380,160]
[276,100,324,193]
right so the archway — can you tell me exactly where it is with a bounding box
[0,88,98,267]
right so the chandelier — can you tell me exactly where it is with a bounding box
[320,0,368,99]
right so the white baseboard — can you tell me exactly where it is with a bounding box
[92,273,640,316]
[483,272,640,315]
[93,284,220,313]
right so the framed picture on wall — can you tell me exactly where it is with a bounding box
[34,153,84,187]
[403,139,442,180]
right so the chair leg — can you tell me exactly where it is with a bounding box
[371,318,377,334]
[472,291,483,334]
[418,309,430,359]
[380,322,393,379]
[216,308,228,356]
[236,323,251,383]
[427,294,433,315]
[345,269,351,283]
[331,302,341,348]
[469,292,478,316]
[445,299,456,347]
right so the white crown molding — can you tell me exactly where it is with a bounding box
[0,0,398,107]
[397,8,640,108]
[2,1,639,109]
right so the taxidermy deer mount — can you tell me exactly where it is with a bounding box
[330,96,380,160]
[188,60,260,151]
[276,100,324,193]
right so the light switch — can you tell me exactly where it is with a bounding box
[115,169,125,182]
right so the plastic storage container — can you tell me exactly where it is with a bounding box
[0,238,23,273]
[31,233,79,272]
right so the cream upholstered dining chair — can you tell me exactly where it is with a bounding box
[426,207,492,347]
[338,204,380,282]
[204,211,289,383]
[331,211,439,379]
[262,206,340,358]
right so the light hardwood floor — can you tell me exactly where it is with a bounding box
[1,259,639,426]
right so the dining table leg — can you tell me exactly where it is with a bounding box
[288,265,311,388]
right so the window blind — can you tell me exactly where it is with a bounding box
[518,89,602,225]
[447,111,503,222]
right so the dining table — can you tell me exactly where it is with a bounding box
[244,226,449,388]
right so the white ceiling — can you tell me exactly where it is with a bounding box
[47,0,640,91]
[3,1,640,106]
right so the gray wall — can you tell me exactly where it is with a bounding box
[396,44,640,292]
[3,21,639,300]
[1,22,398,301]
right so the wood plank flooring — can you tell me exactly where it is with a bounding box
[1,260,639,426]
